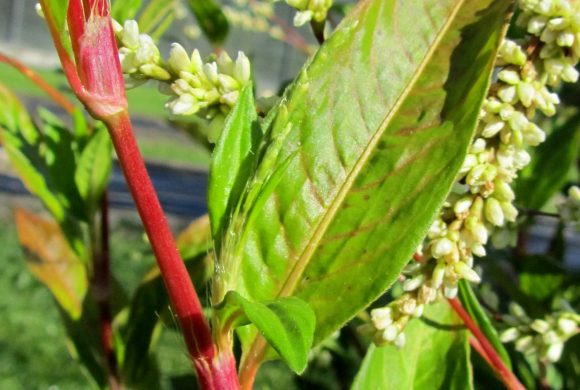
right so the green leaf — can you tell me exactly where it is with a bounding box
[0,84,86,258]
[209,85,261,250]
[187,0,229,45]
[39,0,72,56]
[458,281,512,369]
[14,208,88,320]
[111,0,143,22]
[75,123,113,216]
[516,113,580,210]
[351,301,472,390]
[217,291,315,373]
[176,214,213,261]
[38,108,86,221]
[219,0,512,357]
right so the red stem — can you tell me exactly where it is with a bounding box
[448,298,525,390]
[103,111,239,389]
[0,52,76,114]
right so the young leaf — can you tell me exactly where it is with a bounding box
[74,123,113,216]
[14,208,88,320]
[220,0,513,360]
[351,301,472,390]
[186,0,229,45]
[458,281,512,369]
[516,113,580,210]
[217,291,315,374]
[208,85,261,250]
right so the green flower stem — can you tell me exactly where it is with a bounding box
[103,111,239,390]
[448,298,525,390]
[0,51,76,115]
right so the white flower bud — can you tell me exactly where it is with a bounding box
[204,62,219,84]
[498,69,521,84]
[413,304,424,318]
[509,302,528,320]
[122,20,140,49]
[557,31,574,46]
[501,201,518,222]
[482,120,505,138]
[190,49,204,73]
[431,261,446,289]
[217,51,234,75]
[166,94,199,116]
[562,64,579,82]
[403,275,425,292]
[454,261,481,283]
[500,327,520,343]
[394,332,406,348]
[557,318,577,335]
[523,123,546,146]
[498,85,518,103]
[168,43,192,74]
[431,238,454,259]
[531,319,551,333]
[444,285,458,299]
[221,91,240,107]
[546,342,564,362]
[382,324,399,342]
[294,10,313,26]
[454,196,473,217]
[371,307,393,329]
[485,197,505,226]
[139,64,170,80]
[494,180,515,202]
[471,243,486,257]
[218,74,240,91]
[527,15,548,34]
[515,335,534,353]
[517,82,535,107]
[234,52,251,84]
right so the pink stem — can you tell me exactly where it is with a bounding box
[104,111,239,389]
[448,298,525,390]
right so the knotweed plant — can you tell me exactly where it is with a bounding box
[0,0,578,389]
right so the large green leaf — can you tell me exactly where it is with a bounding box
[209,85,261,251]
[218,0,512,360]
[458,281,511,369]
[516,113,580,210]
[217,291,315,374]
[351,301,472,390]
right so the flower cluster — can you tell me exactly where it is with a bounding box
[285,0,333,27]
[112,20,251,119]
[500,302,580,363]
[558,185,580,230]
[223,0,286,42]
[364,0,580,347]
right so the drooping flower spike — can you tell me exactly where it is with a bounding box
[40,0,127,119]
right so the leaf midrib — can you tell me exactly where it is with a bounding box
[277,0,465,298]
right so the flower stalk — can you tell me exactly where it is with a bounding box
[448,298,525,390]
[39,1,240,387]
